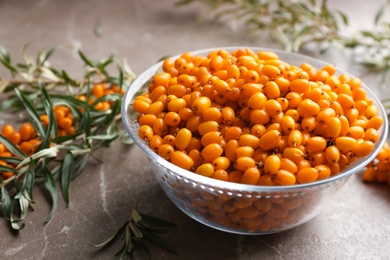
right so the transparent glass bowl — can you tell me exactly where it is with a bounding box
[121,47,388,235]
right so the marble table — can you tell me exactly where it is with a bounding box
[0,0,389,259]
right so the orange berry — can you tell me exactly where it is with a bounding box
[1,124,14,138]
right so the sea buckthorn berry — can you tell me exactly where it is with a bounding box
[315,164,331,180]
[225,139,239,162]
[249,109,270,125]
[245,69,260,83]
[236,146,255,158]
[234,156,256,172]
[316,108,336,125]
[171,151,194,171]
[280,115,295,134]
[149,135,163,152]
[337,94,355,110]
[195,163,215,177]
[188,149,202,168]
[365,115,383,130]
[262,64,280,79]
[263,81,280,99]
[212,78,230,95]
[285,92,302,108]
[224,126,243,141]
[364,128,379,143]
[152,118,168,136]
[58,117,73,130]
[276,170,296,185]
[201,131,223,147]
[19,122,35,141]
[211,169,229,181]
[290,78,310,94]
[139,114,157,127]
[241,83,262,98]
[259,129,281,151]
[279,158,298,174]
[191,96,211,115]
[220,107,236,125]
[212,156,231,170]
[354,140,374,158]
[346,126,365,139]
[287,130,303,147]
[8,132,21,145]
[175,128,192,150]
[300,116,315,132]
[139,125,154,141]
[202,107,222,123]
[306,136,327,152]
[296,167,318,184]
[250,124,266,138]
[132,99,150,114]
[241,167,261,185]
[247,92,267,110]
[202,143,223,163]
[238,134,260,149]
[198,121,220,136]
[283,147,305,165]
[186,114,203,133]
[264,154,281,174]
[335,137,358,153]
[264,99,282,117]
[325,146,340,163]
[297,99,320,117]
[326,117,342,139]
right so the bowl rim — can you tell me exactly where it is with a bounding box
[121,46,389,192]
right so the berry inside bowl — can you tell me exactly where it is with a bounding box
[121,47,388,234]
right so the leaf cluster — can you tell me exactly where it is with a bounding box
[93,209,177,259]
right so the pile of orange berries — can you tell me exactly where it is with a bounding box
[133,48,384,186]
[0,83,123,180]
[363,141,390,185]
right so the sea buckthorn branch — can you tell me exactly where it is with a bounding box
[177,0,390,85]
[0,46,137,230]
[93,209,177,260]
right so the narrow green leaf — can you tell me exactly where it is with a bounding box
[73,154,89,179]
[14,88,46,137]
[18,192,30,220]
[61,70,77,86]
[140,227,177,255]
[0,156,22,164]
[0,134,26,158]
[43,163,57,222]
[17,146,59,169]
[78,50,95,67]
[336,10,349,26]
[0,164,16,173]
[131,209,142,223]
[39,47,57,65]
[1,187,13,218]
[140,214,177,227]
[130,222,143,238]
[0,45,11,62]
[87,134,119,141]
[40,84,57,146]
[11,218,25,230]
[94,20,103,38]
[22,169,35,200]
[118,67,124,91]
[60,151,74,206]
[93,223,127,248]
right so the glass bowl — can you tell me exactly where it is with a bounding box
[121,47,388,235]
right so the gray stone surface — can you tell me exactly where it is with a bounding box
[0,0,390,259]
